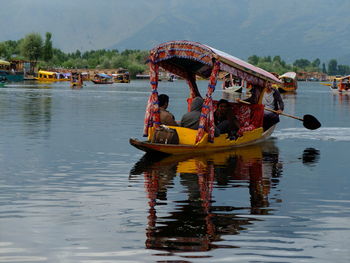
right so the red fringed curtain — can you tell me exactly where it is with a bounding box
[143,57,160,137]
[196,61,221,143]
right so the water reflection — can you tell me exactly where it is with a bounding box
[302,147,320,166]
[337,93,350,105]
[21,90,52,137]
[130,140,283,254]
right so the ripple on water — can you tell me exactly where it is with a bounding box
[274,127,350,141]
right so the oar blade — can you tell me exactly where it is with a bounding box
[303,114,321,130]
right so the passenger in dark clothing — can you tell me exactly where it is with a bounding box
[214,99,240,139]
[158,94,178,126]
[181,97,220,137]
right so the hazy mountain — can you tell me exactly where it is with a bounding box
[1,0,350,63]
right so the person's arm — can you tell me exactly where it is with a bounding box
[274,90,284,112]
[163,113,178,126]
[242,86,260,104]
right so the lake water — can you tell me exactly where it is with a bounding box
[0,80,349,263]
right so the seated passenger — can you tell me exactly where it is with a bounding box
[214,99,240,139]
[181,97,220,136]
[158,94,178,126]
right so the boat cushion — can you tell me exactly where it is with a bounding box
[231,104,264,136]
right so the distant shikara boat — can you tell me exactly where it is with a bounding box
[70,72,83,88]
[222,73,243,93]
[276,72,298,93]
[91,73,113,84]
[112,69,130,83]
[331,75,350,94]
[130,40,283,155]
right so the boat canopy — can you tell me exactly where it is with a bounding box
[339,75,350,81]
[38,70,57,75]
[96,73,112,79]
[279,72,297,80]
[151,40,281,85]
[0,59,11,66]
[144,40,281,143]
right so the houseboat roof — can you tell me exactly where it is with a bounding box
[0,59,10,66]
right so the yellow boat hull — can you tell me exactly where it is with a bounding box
[130,125,275,155]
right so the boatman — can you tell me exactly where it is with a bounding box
[262,84,284,131]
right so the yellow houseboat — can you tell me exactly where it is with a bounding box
[129,40,284,155]
[35,70,70,82]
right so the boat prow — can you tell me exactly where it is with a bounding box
[223,86,243,93]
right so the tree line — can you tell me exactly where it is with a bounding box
[0,32,148,77]
[247,55,350,76]
[1,32,349,77]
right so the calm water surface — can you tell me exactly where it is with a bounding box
[0,80,349,262]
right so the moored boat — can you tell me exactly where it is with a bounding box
[222,73,243,93]
[35,70,70,82]
[129,40,282,155]
[112,69,130,83]
[0,59,24,82]
[91,73,113,84]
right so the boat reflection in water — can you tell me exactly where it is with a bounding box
[130,139,284,254]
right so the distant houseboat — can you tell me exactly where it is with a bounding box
[0,59,24,82]
[35,70,70,82]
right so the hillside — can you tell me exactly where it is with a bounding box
[1,0,350,63]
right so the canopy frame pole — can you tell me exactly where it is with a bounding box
[143,55,160,137]
[196,60,220,143]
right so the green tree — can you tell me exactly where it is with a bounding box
[20,33,43,61]
[312,58,320,68]
[322,63,327,73]
[293,59,311,69]
[273,56,281,63]
[328,59,338,75]
[248,55,259,65]
[0,42,9,59]
[337,65,350,75]
[42,32,53,61]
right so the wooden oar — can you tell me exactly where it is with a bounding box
[320,83,331,86]
[237,99,321,130]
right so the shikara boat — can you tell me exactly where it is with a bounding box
[112,68,130,83]
[129,40,282,155]
[70,72,83,88]
[35,70,70,82]
[91,73,113,84]
[276,72,298,93]
[222,73,243,93]
[332,75,350,94]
